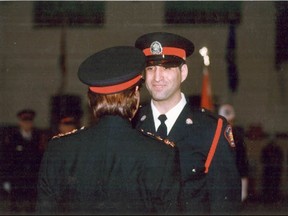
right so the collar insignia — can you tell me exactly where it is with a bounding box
[140,115,146,121]
[186,118,193,125]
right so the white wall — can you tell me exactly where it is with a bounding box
[0,1,287,134]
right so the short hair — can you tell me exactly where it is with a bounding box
[87,85,140,122]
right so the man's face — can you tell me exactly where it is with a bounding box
[19,119,34,131]
[144,64,188,103]
[59,123,76,134]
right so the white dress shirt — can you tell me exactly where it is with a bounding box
[151,93,187,135]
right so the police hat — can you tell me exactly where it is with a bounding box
[135,32,194,67]
[78,46,146,94]
[17,109,36,121]
[59,116,77,125]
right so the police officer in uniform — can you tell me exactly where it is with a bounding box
[36,46,180,214]
[133,32,242,215]
[1,109,43,213]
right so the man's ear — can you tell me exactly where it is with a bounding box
[180,64,188,83]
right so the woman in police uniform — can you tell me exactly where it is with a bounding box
[36,46,180,214]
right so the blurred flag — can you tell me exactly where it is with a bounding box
[201,66,214,111]
[59,26,66,77]
[226,24,238,92]
[58,25,67,94]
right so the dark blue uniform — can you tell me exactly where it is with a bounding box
[36,116,180,214]
[134,103,242,215]
[1,126,43,212]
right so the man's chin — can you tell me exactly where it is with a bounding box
[152,95,167,102]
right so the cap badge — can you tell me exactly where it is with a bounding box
[150,41,163,55]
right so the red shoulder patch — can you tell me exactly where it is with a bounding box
[224,125,236,148]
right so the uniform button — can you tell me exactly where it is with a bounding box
[16,145,23,151]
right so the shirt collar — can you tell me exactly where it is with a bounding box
[151,93,187,134]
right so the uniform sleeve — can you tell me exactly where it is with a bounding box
[141,146,181,214]
[36,141,60,214]
[207,119,242,214]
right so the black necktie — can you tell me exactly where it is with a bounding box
[157,114,167,138]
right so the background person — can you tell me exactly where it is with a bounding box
[133,32,242,215]
[1,109,43,213]
[261,139,284,203]
[218,103,250,202]
[36,46,181,215]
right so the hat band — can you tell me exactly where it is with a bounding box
[143,47,186,59]
[61,117,75,124]
[89,75,142,94]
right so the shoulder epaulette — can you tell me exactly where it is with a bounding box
[198,107,222,121]
[52,126,85,139]
[139,129,175,148]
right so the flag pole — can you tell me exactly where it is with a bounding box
[199,47,214,112]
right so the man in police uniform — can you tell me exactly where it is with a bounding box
[36,46,181,214]
[133,32,242,214]
[1,109,43,213]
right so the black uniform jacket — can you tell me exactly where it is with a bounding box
[0,127,42,196]
[133,104,242,215]
[36,116,180,215]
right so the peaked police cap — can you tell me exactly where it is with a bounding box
[78,46,145,94]
[17,109,36,120]
[135,32,194,67]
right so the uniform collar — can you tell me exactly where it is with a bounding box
[151,93,187,134]
[20,128,32,141]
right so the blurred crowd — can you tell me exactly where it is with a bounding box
[0,108,82,214]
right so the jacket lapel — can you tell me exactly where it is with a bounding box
[136,104,197,147]
[136,106,156,133]
[167,104,195,144]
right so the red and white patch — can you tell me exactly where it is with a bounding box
[224,125,235,148]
